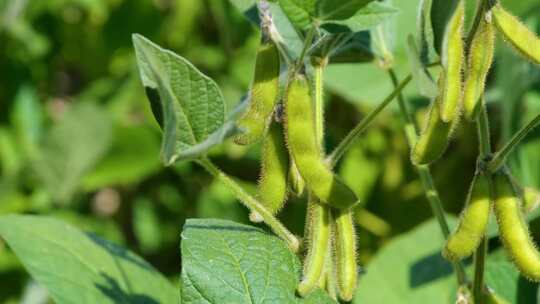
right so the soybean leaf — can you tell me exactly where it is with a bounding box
[228,0,304,59]
[0,215,178,304]
[133,34,238,165]
[321,1,398,33]
[326,32,374,64]
[406,35,438,98]
[33,103,112,203]
[318,0,376,21]
[356,217,537,303]
[180,218,335,304]
[484,250,537,303]
[279,0,316,29]
[354,218,458,303]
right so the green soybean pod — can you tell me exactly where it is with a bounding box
[333,208,357,301]
[298,199,331,297]
[523,187,540,214]
[249,122,289,223]
[284,72,358,209]
[463,16,495,121]
[493,172,540,281]
[412,89,454,165]
[492,4,540,66]
[443,173,491,261]
[234,39,280,145]
[440,0,465,122]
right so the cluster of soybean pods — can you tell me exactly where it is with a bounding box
[232,0,540,302]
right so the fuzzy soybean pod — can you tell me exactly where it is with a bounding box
[493,172,540,281]
[297,199,331,297]
[492,4,540,65]
[412,90,454,165]
[463,16,495,121]
[333,208,357,301]
[284,73,358,209]
[440,0,465,122]
[233,40,280,145]
[249,122,289,223]
[443,173,491,261]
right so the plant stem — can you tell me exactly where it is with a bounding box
[297,26,316,71]
[388,69,468,286]
[488,113,540,173]
[327,74,413,168]
[473,105,492,304]
[197,157,300,252]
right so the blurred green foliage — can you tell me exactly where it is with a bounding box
[0,0,540,302]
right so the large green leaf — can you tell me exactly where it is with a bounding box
[33,103,112,203]
[180,218,335,304]
[355,217,538,303]
[0,215,178,304]
[354,218,458,303]
[133,34,238,165]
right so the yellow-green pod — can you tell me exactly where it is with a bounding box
[284,73,358,209]
[234,40,280,145]
[249,122,289,223]
[523,187,540,214]
[443,173,491,261]
[298,199,331,297]
[412,91,454,165]
[493,172,540,281]
[333,208,357,301]
[463,16,495,121]
[288,160,305,197]
[440,0,465,122]
[492,4,540,66]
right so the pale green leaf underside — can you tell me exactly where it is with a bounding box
[0,215,178,304]
[133,34,227,165]
[180,218,335,304]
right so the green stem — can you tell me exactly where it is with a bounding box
[297,26,316,71]
[488,113,540,173]
[473,105,492,303]
[327,74,413,168]
[388,69,468,286]
[197,158,300,252]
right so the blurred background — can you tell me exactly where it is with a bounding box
[0,0,539,302]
